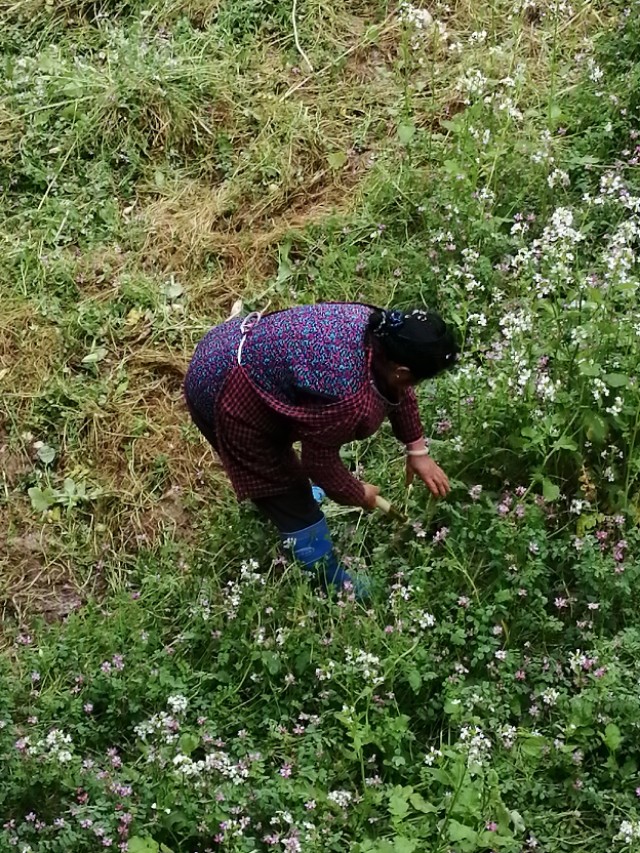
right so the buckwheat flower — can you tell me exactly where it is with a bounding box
[280,763,292,778]
[167,695,188,715]
[328,790,353,809]
[30,671,40,683]
[433,526,449,544]
[515,669,526,681]
[486,821,498,831]
[528,541,540,554]
[100,661,112,675]
[15,737,29,751]
[468,484,483,501]
[495,650,507,661]
[458,596,470,608]
[518,588,528,597]
[305,800,316,810]
[587,602,600,611]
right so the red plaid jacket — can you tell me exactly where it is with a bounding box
[184,305,424,505]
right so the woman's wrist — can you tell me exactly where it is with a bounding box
[405,437,429,457]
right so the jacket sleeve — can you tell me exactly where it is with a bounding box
[387,388,424,445]
[299,440,366,507]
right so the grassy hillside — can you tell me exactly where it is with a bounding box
[1,0,640,850]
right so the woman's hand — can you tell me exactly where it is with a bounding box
[406,455,450,498]
[361,482,381,510]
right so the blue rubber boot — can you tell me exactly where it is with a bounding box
[284,517,370,602]
[311,484,326,504]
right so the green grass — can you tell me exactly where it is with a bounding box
[2,0,640,850]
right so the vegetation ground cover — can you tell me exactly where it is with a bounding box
[1,0,640,850]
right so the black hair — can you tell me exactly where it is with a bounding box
[368,307,459,380]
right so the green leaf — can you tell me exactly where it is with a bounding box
[397,123,416,145]
[510,810,526,834]
[81,347,108,364]
[37,444,56,465]
[407,669,422,692]
[603,373,629,388]
[394,838,418,853]
[519,734,546,758]
[178,733,199,755]
[440,119,461,133]
[542,479,560,502]
[62,81,83,98]
[448,820,478,848]
[553,435,578,452]
[578,362,601,377]
[262,651,281,675]
[388,792,410,819]
[603,723,622,752]
[409,792,436,813]
[583,411,608,443]
[128,838,160,853]
[164,278,184,300]
[327,151,348,169]
[28,486,56,513]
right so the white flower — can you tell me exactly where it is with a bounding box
[327,790,353,809]
[167,694,188,715]
[424,746,442,765]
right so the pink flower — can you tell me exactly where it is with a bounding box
[279,763,292,778]
[468,485,483,501]
[515,670,526,681]
[554,597,568,609]
[486,821,498,831]
[84,703,94,714]
[432,527,449,544]
[457,596,470,608]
